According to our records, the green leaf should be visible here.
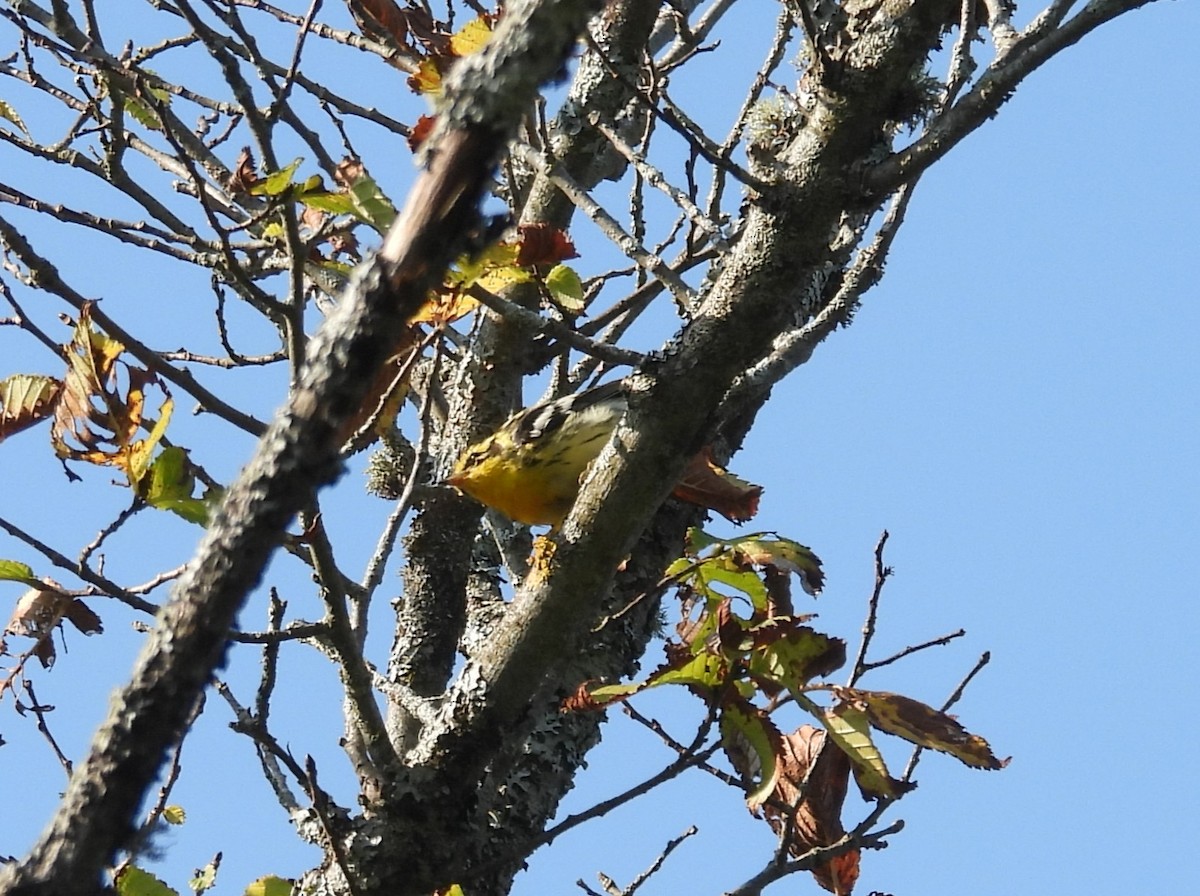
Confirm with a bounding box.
[348,175,397,232]
[250,157,303,196]
[162,804,186,825]
[719,700,780,810]
[0,98,30,136]
[663,557,694,579]
[733,533,825,596]
[244,875,293,896]
[652,652,728,689]
[697,562,768,611]
[189,858,219,894]
[116,866,179,896]
[0,559,38,584]
[683,529,824,597]
[818,699,902,799]
[152,497,212,525]
[747,623,846,693]
[143,445,194,504]
[585,681,642,703]
[123,96,162,130]
[188,858,219,894]
[586,651,729,706]
[297,191,358,216]
[685,526,722,553]
[544,264,584,314]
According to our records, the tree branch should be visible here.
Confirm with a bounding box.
[0,2,605,891]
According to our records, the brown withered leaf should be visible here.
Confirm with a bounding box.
[300,204,327,232]
[333,157,367,189]
[672,448,763,523]
[50,305,163,483]
[330,229,360,260]
[762,726,861,895]
[227,147,257,193]
[763,565,794,618]
[514,223,578,266]
[713,597,744,653]
[833,687,1010,770]
[5,585,103,668]
[562,680,606,713]
[0,374,61,442]
[63,598,102,635]
[349,0,448,57]
[335,327,422,454]
[407,114,437,152]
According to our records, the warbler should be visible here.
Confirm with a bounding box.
[448,380,762,527]
[448,380,628,526]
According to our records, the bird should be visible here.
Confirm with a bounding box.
[447,380,627,526]
[448,380,762,527]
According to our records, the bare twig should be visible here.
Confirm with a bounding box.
[899,651,992,782]
[860,629,969,675]
[20,681,73,776]
[849,530,891,684]
[0,514,158,615]
[624,826,698,896]
[214,679,304,813]
[302,757,362,896]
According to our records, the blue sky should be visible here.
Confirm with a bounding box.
[2,2,1198,895]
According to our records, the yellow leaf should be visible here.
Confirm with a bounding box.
[475,265,533,295]
[449,17,494,56]
[249,157,303,196]
[0,98,30,136]
[408,292,481,325]
[129,396,174,489]
[244,875,293,896]
[409,58,442,95]
[543,264,584,314]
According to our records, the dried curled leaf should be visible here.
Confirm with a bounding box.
[762,726,860,895]
[407,113,437,151]
[514,223,578,267]
[50,305,171,488]
[4,584,103,668]
[227,146,258,192]
[673,449,763,524]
